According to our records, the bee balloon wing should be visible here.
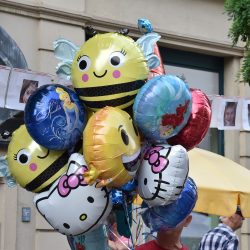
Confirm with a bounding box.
[53,39,79,62]
[55,61,72,80]
[53,39,80,80]
[0,155,16,187]
[136,32,160,70]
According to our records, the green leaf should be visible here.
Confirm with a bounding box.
[224,0,250,85]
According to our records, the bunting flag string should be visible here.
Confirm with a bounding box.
[1,65,250,131]
[208,95,250,130]
[0,65,71,111]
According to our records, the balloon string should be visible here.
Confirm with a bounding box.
[142,231,156,242]
[132,205,139,224]
[132,205,145,245]
[135,218,143,245]
[122,194,135,250]
[107,226,132,250]
[132,205,154,245]
[78,234,85,246]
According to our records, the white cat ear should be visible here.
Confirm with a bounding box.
[33,182,58,215]
[33,194,49,216]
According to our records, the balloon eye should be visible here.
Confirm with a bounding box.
[16,149,31,165]
[109,52,125,68]
[111,56,120,66]
[78,56,91,71]
[87,196,94,203]
[121,129,129,145]
[63,223,70,229]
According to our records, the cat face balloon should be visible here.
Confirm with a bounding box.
[137,144,189,207]
[33,153,112,236]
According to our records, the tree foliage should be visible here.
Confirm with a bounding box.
[224,0,250,84]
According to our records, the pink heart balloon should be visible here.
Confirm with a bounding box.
[167,88,211,151]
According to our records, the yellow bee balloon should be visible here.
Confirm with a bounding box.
[71,33,149,111]
[83,106,141,188]
[7,125,70,193]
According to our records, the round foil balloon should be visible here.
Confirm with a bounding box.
[71,33,149,111]
[83,106,141,188]
[7,125,69,193]
[138,144,189,207]
[133,75,192,142]
[34,153,112,236]
[141,177,197,232]
[167,88,211,151]
[25,84,87,150]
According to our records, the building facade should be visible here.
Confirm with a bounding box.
[0,0,249,249]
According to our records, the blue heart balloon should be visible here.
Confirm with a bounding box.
[111,180,137,206]
[25,84,87,150]
[141,177,198,232]
[133,75,192,142]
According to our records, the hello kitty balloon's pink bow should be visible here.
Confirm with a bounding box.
[144,146,169,173]
[57,166,88,197]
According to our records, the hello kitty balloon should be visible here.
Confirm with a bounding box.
[33,153,112,236]
[137,144,189,207]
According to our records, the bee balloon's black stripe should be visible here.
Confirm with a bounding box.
[75,80,145,97]
[38,183,56,192]
[25,151,69,192]
[83,94,136,109]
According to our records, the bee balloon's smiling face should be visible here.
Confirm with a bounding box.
[7,125,69,193]
[83,106,141,187]
[71,33,149,111]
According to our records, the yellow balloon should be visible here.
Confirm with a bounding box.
[7,125,69,193]
[83,106,141,188]
[71,33,149,111]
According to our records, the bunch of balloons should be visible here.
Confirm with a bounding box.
[5,18,211,249]
[7,85,113,236]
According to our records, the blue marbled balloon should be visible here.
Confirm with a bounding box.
[111,189,124,205]
[138,18,154,34]
[112,179,138,206]
[25,84,87,150]
[141,177,198,232]
[133,75,192,142]
[120,178,137,193]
